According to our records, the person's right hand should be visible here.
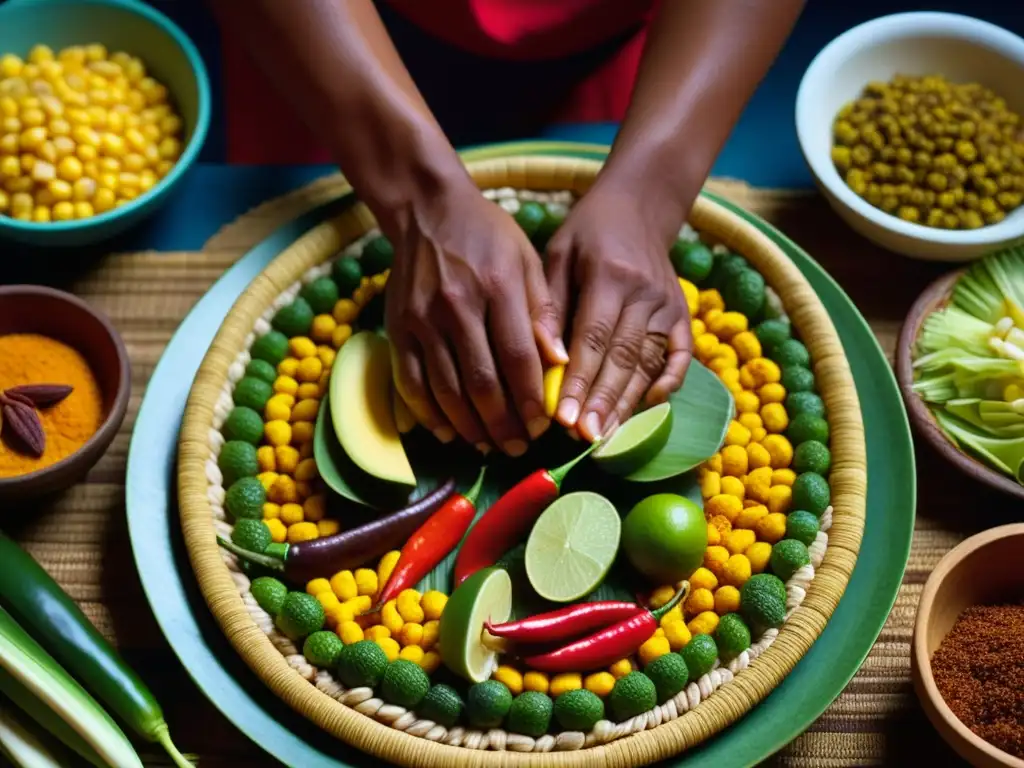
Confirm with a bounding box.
[383,183,567,457]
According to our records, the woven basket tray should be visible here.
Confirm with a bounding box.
[178,155,867,767]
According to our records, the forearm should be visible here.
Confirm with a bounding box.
[209,0,471,230]
[598,0,806,238]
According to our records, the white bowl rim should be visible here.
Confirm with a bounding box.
[795,11,1024,247]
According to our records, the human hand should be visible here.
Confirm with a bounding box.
[538,187,693,443]
[384,184,564,456]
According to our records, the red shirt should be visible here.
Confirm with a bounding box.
[223,1,656,164]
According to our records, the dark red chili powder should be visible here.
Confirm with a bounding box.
[931,603,1024,759]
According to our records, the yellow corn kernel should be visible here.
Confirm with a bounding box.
[762,434,794,468]
[315,591,340,614]
[688,567,719,592]
[699,470,721,499]
[381,600,405,634]
[264,394,292,422]
[330,570,358,601]
[316,519,340,537]
[398,621,424,647]
[719,367,742,395]
[0,55,22,78]
[396,590,424,623]
[288,336,316,359]
[724,420,751,448]
[309,314,336,344]
[294,458,318,485]
[287,522,318,543]
[734,391,760,415]
[745,442,771,471]
[705,493,742,523]
[687,611,720,637]
[353,568,378,597]
[52,201,74,221]
[693,332,719,361]
[257,472,278,492]
[72,201,93,220]
[517,671,548,694]
[583,671,616,697]
[704,545,730,578]
[720,444,749,477]
[337,621,364,645]
[296,382,320,401]
[331,323,353,349]
[31,206,51,223]
[659,605,683,630]
[707,311,748,341]
[363,625,390,642]
[265,518,287,543]
[375,636,400,663]
[273,375,299,397]
[277,357,300,377]
[291,398,320,424]
[316,345,336,369]
[412,650,438,675]
[299,442,315,459]
[306,577,332,597]
[420,590,448,622]
[767,484,793,515]
[493,666,524,695]
[297,356,323,383]
[549,673,582,698]
[279,503,304,526]
[275,445,300,474]
[396,645,424,665]
[771,468,797,487]
[291,421,314,444]
[758,382,786,404]
[92,186,115,212]
[261,502,281,521]
[698,289,725,314]
[666,619,695,651]
[264,419,292,448]
[747,357,782,386]
[719,475,745,501]
[761,403,789,433]
[724,528,757,556]
[332,298,359,324]
[684,588,715,617]
[606,660,633,681]
[755,512,787,544]
[377,551,401,591]
[745,541,773,574]
[324,602,354,629]
[722,554,752,587]
[734,503,769,530]
[714,585,742,615]
[0,191,8,213]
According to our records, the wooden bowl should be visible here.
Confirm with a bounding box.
[0,285,130,503]
[912,523,1024,768]
[895,270,1024,502]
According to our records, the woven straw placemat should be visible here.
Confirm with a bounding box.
[6,172,1006,767]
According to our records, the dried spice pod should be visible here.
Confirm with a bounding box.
[1,399,45,457]
[4,384,74,407]
[1,391,36,409]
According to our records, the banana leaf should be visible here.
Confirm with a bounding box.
[934,408,1024,483]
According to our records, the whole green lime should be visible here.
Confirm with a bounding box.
[225,477,266,520]
[466,680,513,728]
[245,359,278,385]
[753,318,791,353]
[622,494,707,584]
[708,253,748,290]
[250,331,289,366]
[680,634,717,679]
[669,240,714,282]
[506,691,553,738]
[740,573,787,631]
[231,519,271,553]
[361,236,395,275]
[791,472,830,516]
[272,298,314,338]
[793,439,831,475]
[553,689,605,732]
[250,576,288,616]
[336,641,388,687]
[514,201,547,238]
[780,365,816,394]
[644,651,689,703]
[714,613,752,660]
[417,684,464,728]
[300,276,340,315]
[607,672,657,722]
[332,256,363,296]
[380,659,430,709]
[223,407,264,444]
[219,441,259,486]
[788,415,830,448]
[786,391,826,419]
[532,205,565,249]
[723,268,766,319]
[233,376,273,412]
[773,339,810,368]
[275,592,325,640]
[303,630,344,668]
[770,539,811,582]
[785,510,820,546]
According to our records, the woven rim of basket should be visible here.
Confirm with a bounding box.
[178,155,867,768]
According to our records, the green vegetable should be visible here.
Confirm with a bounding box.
[361,236,395,275]
[225,477,266,520]
[607,671,657,722]
[218,441,260,486]
[514,201,547,238]
[250,577,288,616]
[670,240,714,282]
[0,702,79,768]
[553,689,604,732]
[792,472,831,516]
[0,535,190,766]
[272,298,315,338]
[303,631,344,668]
[244,359,278,384]
[249,331,289,366]
[466,680,513,728]
[772,339,810,368]
[231,519,272,553]
[780,365,816,394]
[643,652,689,703]
[274,592,325,641]
[753,318,791,353]
[332,256,363,296]
[232,376,273,412]
[723,268,766,320]
[793,439,832,475]
[714,613,752,660]
[336,641,388,688]
[680,634,717,679]
[769,539,811,581]
[300,277,340,315]
[380,660,430,709]
[0,605,143,768]
[222,407,264,444]
[785,510,820,547]
[505,691,553,737]
[788,414,830,447]
[740,574,787,631]
[708,253,748,291]
[416,684,463,728]
[531,204,566,250]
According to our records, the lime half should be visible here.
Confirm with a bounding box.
[525,491,621,603]
[437,568,511,683]
[593,402,672,476]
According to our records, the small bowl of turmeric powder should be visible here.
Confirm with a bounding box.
[796,12,1024,261]
[913,524,1024,768]
[0,285,130,502]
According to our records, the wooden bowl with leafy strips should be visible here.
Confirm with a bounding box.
[177,156,867,767]
[896,270,1024,503]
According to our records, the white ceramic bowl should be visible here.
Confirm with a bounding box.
[796,12,1024,262]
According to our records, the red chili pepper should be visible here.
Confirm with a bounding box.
[453,442,599,586]
[374,467,487,609]
[485,601,643,645]
[522,584,689,673]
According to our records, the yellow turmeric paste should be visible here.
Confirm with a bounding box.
[0,334,103,477]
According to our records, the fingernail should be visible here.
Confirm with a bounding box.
[557,397,580,426]
[583,412,602,441]
[503,439,528,457]
[433,426,456,444]
[553,338,569,364]
[603,416,620,439]
[475,442,492,455]
[527,416,550,440]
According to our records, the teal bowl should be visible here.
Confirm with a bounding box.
[0,0,210,247]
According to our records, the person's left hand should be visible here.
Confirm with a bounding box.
[536,187,693,443]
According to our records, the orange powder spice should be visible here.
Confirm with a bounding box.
[0,333,104,478]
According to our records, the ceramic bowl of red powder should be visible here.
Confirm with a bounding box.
[0,285,130,503]
[913,523,1024,768]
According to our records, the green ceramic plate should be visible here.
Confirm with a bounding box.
[126,141,914,768]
